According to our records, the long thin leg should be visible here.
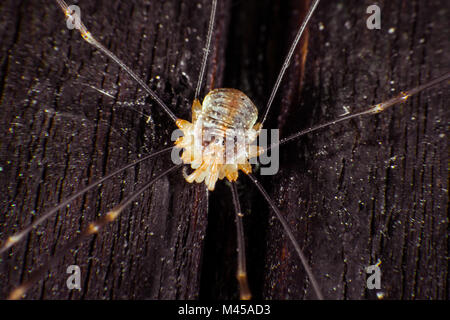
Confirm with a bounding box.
[247,173,324,300]
[8,164,183,300]
[229,183,251,300]
[259,0,320,126]
[263,71,450,152]
[194,0,217,101]
[55,0,178,122]
[0,147,173,254]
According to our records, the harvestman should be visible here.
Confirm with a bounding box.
[1,0,448,299]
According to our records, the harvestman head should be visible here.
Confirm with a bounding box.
[1,0,449,300]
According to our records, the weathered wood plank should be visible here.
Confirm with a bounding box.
[0,0,447,300]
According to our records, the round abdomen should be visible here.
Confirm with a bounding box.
[201,88,258,132]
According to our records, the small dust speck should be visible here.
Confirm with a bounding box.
[377,291,385,299]
[388,27,396,34]
[344,20,351,30]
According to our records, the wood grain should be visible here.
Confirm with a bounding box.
[0,0,447,300]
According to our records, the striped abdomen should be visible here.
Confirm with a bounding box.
[175,88,262,190]
[200,88,258,134]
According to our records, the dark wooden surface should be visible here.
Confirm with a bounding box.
[0,0,448,300]
[260,0,448,300]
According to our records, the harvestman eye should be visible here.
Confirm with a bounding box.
[0,0,448,300]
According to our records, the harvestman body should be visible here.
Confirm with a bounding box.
[0,0,448,299]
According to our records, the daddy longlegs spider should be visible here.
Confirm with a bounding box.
[0,0,448,299]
